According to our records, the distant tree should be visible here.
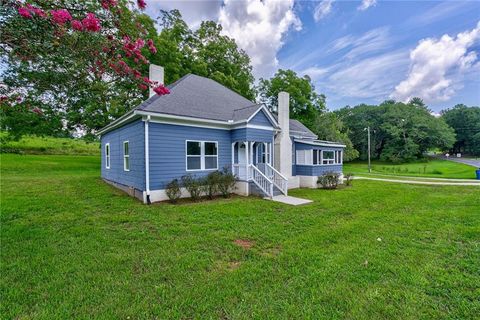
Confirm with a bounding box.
[442,104,480,156]
[257,69,326,130]
[313,112,359,161]
[336,99,456,162]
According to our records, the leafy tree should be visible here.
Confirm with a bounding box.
[1,0,167,138]
[257,69,326,130]
[153,10,255,100]
[313,112,359,161]
[442,104,480,156]
[336,99,456,163]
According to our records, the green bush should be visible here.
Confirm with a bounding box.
[181,174,203,201]
[344,173,354,186]
[165,179,182,203]
[203,171,221,199]
[317,172,340,189]
[217,167,236,198]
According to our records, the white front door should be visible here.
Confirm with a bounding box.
[238,143,247,180]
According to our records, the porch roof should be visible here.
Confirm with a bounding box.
[294,139,346,148]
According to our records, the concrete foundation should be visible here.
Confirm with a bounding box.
[299,176,318,188]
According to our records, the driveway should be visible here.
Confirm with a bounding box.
[433,155,480,168]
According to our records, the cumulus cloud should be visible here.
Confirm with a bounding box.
[218,0,301,77]
[358,0,377,11]
[392,22,480,103]
[313,0,334,22]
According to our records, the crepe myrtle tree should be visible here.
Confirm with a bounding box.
[0,0,168,138]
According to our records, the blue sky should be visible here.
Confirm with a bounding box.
[148,0,480,112]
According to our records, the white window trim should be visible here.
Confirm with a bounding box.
[296,149,343,166]
[105,143,110,169]
[123,141,130,172]
[185,140,218,171]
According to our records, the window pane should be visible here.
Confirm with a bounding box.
[205,156,217,169]
[323,151,334,159]
[124,142,129,155]
[205,142,217,156]
[187,141,201,155]
[124,156,130,170]
[313,150,318,165]
[187,156,201,170]
[105,144,109,156]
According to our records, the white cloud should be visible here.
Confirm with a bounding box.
[327,51,409,98]
[218,0,301,78]
[301,66,331,78]
[357,0,377,11]
[313,0,334,22]
[392,22,480,103]
[146,0,222,29]
[329,27,391,59]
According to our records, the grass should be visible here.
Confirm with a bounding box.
[343,158,477,179]
[0,134,99,155]
[1,154,479,319]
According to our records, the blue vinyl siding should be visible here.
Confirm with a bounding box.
[149,123,232,190]
[231,128,274,143]
[249,109,274,127]
[101,120,145,190]
[296,165,342,176]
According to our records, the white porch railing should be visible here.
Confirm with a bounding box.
[249,164,273,198]
[232,163,248,181]
[265,163,288,196]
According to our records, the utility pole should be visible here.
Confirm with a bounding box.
[364,126,371,173]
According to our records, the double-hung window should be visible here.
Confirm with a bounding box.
[105,143,110,169]
[186,141,218,171]
[335,150,343,164]
[123,141,130,171]
[322,150,335,165]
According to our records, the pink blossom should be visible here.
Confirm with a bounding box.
[135,39,145,49]
[51,9,72,25]
[101,0,117,9]
[18,7,32,19]
[82,13,101,32]
[71,20,83,31]
[32,107,43,115]
[137,0,147,10]
[153,85,170,95]
[32,7,47,17]
[138,84,148,91]
[147,39,157,54]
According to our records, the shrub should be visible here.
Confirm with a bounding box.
[165,179,182,203]
[203,171,221,199]
[344,173,354,186]
[317,172,340,189]
[217,167,236,198]
[181,174,203,201]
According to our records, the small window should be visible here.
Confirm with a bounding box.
[186,141,218,171]
[123,141,130,171]
[335,150,343,164]
[322,150,335,165]
[296,150,312,165]
[105,143,110,169]
[313,150,319,165]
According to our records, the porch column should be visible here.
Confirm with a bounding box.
[244,141,249,180]
[249,142,254,166]
[231,142,235,172]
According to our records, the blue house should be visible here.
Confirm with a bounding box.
[97,65,345,203]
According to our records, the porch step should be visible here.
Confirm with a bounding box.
[248,182,283,197]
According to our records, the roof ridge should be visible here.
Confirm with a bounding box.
[233,104,262,112]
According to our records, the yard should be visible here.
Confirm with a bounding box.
[343,158,477,179]
[1,154,479,319]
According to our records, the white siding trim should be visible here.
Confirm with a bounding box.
[123,141,130,171]
[185,140,219,172]
[105,143,110,169]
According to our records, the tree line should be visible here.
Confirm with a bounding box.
[1,3,479,161]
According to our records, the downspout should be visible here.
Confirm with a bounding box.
[145,115,151,204]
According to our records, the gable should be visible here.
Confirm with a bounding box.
[248,108,276,128]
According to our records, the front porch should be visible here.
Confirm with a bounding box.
[231,141,288,198]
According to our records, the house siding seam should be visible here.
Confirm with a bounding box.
[231,128,274,143]
[148,122,232,190]
[101,120,146,191]
[248,109,273,127]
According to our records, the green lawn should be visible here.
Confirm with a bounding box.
[1,134,100,155]
[1,154,479,319]
[343,158,477,179]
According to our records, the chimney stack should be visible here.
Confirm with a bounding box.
[274,91,292,178]
[149,64,164,98]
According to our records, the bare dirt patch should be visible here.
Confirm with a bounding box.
[234,239,254,249]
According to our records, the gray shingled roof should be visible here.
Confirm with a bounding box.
[289,119,317,138]
[135,74,257,122]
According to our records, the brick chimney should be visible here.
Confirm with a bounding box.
[274,91,292,178]
[149,64,164,98]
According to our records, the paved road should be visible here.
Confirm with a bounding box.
[433,155,480,168]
